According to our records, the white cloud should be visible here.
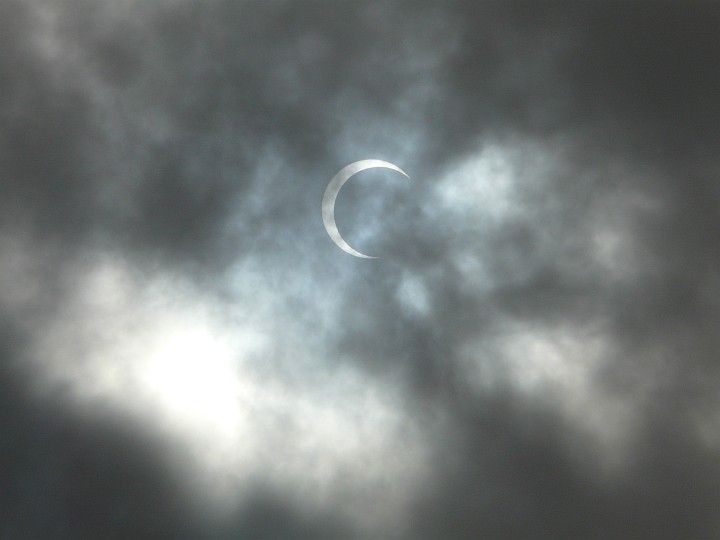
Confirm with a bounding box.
[19,250,429,533]
[459,318,640,476]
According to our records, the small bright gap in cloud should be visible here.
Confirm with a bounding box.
[396,271,431,317]
[435,142,525,223]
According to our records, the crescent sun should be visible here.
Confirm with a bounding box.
[322,159,410,259]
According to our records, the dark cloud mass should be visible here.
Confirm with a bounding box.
[2,1,720,538]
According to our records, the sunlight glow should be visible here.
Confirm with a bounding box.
[141,325,242,437]
[26,254,429,532]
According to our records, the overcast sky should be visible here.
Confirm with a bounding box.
[2,1,720,538]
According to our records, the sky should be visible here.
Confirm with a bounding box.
[2,1,720,538]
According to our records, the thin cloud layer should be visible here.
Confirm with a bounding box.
[2,1,720,538]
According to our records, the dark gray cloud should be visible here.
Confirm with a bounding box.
[2,1,720,538]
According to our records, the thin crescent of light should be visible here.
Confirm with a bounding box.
[322,159,410,259]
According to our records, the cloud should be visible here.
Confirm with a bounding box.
[2,1,720,538]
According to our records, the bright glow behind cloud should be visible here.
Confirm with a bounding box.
[21,251,429,532]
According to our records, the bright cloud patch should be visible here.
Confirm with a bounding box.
[21,252,429,533]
